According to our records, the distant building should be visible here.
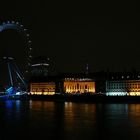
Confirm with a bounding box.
[29,76,56,95]
[31,56,50,77]
[94,71,107,94]
[59,73,96,94]
[28,70,140,96]
[106,72,140,96]
[63,78,95,94]
[30,82,55,95]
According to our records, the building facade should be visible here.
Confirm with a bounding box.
[63,78,95,94]
[106,72,140,96]
[31,56,50,77]
[30,82,56,95]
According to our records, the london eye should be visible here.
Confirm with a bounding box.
[0,21,32,93]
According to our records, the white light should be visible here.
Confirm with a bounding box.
[106,92,127,96]
[31,63,49,67]
[16,92,21,95]
[3,57,14,60]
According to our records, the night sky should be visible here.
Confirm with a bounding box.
[0,1,139,75]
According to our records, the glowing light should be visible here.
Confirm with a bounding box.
[31,63,49,67]
[65,78,93,81]
[129,92,140,96]
[106,92,127,96]
[64,81,95,94]
[16,92,21,95]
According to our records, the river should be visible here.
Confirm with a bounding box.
[0,100,140,140]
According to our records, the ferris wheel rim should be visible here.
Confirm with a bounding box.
[0,20,33,73]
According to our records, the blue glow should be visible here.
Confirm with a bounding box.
[6,100,13,109]
[6,87,16,95]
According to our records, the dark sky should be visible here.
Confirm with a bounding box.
[0,1,139,75]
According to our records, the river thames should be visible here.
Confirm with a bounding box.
[1,100,140,140]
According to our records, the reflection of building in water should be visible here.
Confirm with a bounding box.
[31,56,50,77]
[29,77,56,95]
[63,77,95,94]
[106,72,140,96]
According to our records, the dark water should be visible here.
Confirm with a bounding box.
[0,100,140,140]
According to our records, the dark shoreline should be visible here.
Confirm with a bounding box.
[28,94,140,103]
[2,94,140,103]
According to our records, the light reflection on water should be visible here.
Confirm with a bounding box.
[1,100,140,139]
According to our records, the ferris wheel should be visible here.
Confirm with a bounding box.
[0,21,33,92]
[0,21,32,74]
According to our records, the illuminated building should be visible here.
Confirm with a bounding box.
[63,77,95,94]
[29,76,56,95]
[30,82,55,95]
[106,72,140,96]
